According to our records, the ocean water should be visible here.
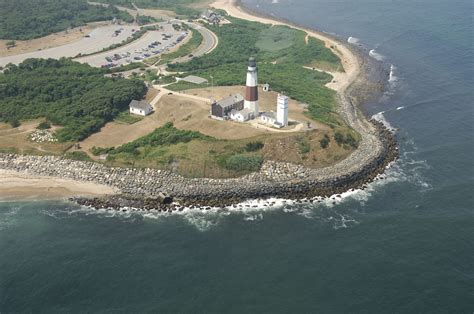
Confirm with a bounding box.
[1,0,473,312]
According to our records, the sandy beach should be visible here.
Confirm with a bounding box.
[211,0,360,93]
[0,169,117,201]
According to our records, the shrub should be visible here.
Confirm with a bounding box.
[245,141,264,152]
[91,146,115,156]
[9,119,20,128]
[334,131,358,148]
[319,134,330,149]
[224,154,263,172]
[334,132,345,145]
[64,151,92,161]
[37,121,51,130]
[298,140,311,154]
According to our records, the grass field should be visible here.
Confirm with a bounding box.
[114,111,144,124]
[255,26,301,52]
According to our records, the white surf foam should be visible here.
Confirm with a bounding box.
[347,36,360,44]
[388,64,398,82]
[369,49,385,61]
[371,111,396,132]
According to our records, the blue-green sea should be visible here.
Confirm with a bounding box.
[1,0,473,312]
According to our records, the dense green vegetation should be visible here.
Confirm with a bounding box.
[168,17,343,125]
[319,134,331,149]
[221,154,263,172]
[136,14,160,25]
[97,0,205,17]
[0,0,133,40]
[0,59,147,141]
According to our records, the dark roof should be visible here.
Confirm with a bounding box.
[215,94,244,109]
[129,100,152,111]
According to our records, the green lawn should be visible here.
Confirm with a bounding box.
[256,26,300,52]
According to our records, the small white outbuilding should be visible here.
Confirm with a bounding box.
[230,108,254,122]
[129,100,153,116]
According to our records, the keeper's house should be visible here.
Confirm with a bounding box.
[129,100,153,116]
[211,94,244,120]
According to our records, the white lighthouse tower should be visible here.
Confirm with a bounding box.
[244,57,259,116]
[276,93,289,127]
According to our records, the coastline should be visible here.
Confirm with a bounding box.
[0,0,398,207]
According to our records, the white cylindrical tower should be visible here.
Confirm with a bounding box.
[277,93,289,127]
[244,57,259,116]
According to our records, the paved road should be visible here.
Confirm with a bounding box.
[0,25,135,67]
[153,21,217,74]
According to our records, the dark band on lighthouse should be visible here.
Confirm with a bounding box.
[245,86,258,101]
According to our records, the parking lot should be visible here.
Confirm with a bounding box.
[76,23,188,68]
[0,25,136,67]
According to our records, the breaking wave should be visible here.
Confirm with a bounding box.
[371,111,396,132]
[388,64,398,83]
[347,36,360,44]
[369,49,385,61]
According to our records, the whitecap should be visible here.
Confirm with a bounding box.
[388,64,398,83]
[369,49,385,61]
[371,111,396,132]
[347,36,360,44]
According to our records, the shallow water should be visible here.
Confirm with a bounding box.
[1,0,473,312]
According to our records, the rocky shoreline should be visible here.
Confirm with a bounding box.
[0,4,399,210]
[0,118,398,210]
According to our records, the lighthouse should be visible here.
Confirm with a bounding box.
[244,57,259,116]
